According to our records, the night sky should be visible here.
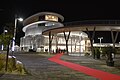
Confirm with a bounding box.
[0,1,120,45]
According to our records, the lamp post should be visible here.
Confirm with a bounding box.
[11,16,23,55]
[98,37,103,52]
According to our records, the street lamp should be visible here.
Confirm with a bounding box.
[12,17,23,54]
[98,37,103,52]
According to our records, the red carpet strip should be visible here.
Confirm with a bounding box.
[48,53,120,80]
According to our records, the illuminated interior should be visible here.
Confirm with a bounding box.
[20,12,92,54]
[45,15,58,21]
[20,31,91,53]
[44,31,91,53]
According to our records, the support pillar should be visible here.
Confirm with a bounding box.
[49,31,54,53]
[111,30,119,58]
[111,30,119,49]
[71,37,72,53]
[86,27,96,59]
[63,31,71,54]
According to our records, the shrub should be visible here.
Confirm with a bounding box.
[16,60,24,73]
[0,60,4,70]
[0,54,6,71]
[8,56,16,72]
[0,54,26,74]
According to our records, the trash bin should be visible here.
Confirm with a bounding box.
[106,61,114,66]
[106,59,114,67]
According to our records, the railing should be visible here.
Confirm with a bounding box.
[64,20,120,26]
[93,43,120,47]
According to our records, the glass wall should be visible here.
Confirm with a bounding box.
[43,31,91,53]
[21,31,91,53]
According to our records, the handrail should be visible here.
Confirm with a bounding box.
[64,20,120,26]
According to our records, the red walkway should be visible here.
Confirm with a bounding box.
[48,53,120,80]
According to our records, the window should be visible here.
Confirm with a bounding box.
[38,23,45,26]
[39,15,45,21]
[45,15,58,21]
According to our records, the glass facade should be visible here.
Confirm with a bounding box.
[20,12,91,54]
[20,31,91,53]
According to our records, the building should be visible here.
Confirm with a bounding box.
[20,12,120,55]
[20,12,91,54]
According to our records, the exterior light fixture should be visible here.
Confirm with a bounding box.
[12,17,23,54]
[98,37,103,52]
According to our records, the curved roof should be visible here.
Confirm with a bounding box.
[57,31,88,37]
[22,21,64,32]
[23,12,64,26]
[42,20,120,35]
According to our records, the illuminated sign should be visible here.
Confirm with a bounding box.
[45,15,58,21]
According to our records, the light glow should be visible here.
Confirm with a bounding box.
[45,15,58,21]
[18,18,23,21]
[4,30,8,33]
[12,41,15,51]
[1,44,3,50]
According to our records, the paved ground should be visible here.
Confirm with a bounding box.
[0,52,120,80]
[61,54,120,75]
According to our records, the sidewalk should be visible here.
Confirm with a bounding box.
[49,53,120,80]
[61,54,120,75]
[0,52,120,80]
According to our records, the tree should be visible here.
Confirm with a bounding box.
[0,33,13,50]
[0,23,14,50]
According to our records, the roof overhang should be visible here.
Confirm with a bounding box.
[42,24,120,35]
[22,21,64,32]
[23,12,64,26]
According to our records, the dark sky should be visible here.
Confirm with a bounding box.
[0,1,120,45]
